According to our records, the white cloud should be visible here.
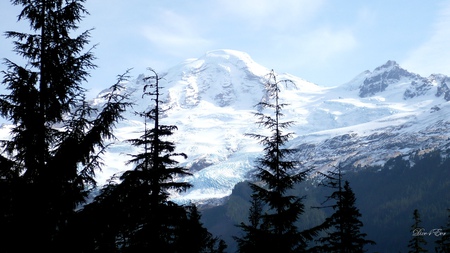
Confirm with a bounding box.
[272,27,357,67]
[217,0,325,30]
[303,28,357,62]
[403,1,450,76]
[140,10,212,57]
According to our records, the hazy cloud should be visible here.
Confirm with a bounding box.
[403,1,450,76]
[272,27,357,67]
[141,10,212,57]
[303,28,357,62]
[216,0,325,30]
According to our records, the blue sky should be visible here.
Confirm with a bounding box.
[2,0,450,98]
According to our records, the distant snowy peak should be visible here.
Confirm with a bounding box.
[359,60,419,98]
[162,50,264,109]
[373,60,402,73]
[199,49,269,76]
[98,49,320,115]
[159,49,318,110]
[356,60,450,101]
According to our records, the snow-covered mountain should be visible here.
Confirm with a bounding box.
[291,60,450,174]
[10,49,450,205]
[88,49,450,204]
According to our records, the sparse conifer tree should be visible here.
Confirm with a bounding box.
[119,68,193,251]
[235,70,318,252]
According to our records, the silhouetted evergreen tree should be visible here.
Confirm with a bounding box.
[179,205,228,253]
[77,69,225,252]
[234,193,268,252]
[313,167,375,252]
[434,209,450,253]
[235,70,318,252]
[0,1,130,252]
[118,68,193,251]
[408,209,428,253]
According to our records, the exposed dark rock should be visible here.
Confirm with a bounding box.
[359,60,419,97]
[403,79,433,99]
[436,79,450,101]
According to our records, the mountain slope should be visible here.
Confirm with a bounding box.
[290,60,450,174]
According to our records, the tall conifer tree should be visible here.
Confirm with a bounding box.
[119,68,193,251]
[236,70,316,252]
[0,1,130,252]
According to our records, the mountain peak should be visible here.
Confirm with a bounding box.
[197,49,269,77]
[159,49,271,109]
[203,49,252,60]
[375,60,399,71]
[358,60,418,98]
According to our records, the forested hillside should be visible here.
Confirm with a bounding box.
[202,149,450,252]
